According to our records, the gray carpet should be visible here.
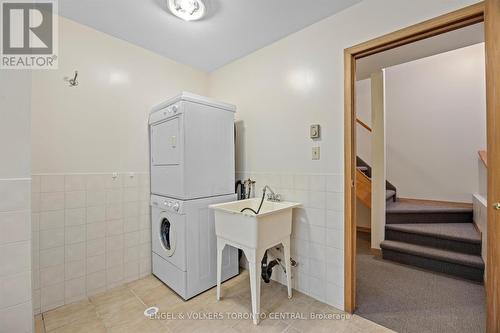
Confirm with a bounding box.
[356,232,486,333]
[385,223,481,243]
[386,200,472,214]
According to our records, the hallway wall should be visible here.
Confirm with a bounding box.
[356,43,486,203]
[0,71,33,332]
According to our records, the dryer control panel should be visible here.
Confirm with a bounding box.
[151,195,183,214]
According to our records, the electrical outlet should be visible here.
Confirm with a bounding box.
[312,147,320,160]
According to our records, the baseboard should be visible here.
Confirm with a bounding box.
[370,248,382,257]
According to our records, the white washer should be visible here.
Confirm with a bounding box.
[151,194,239,300]
[149,92,236,200]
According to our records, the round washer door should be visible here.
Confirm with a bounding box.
[159,213,176,257]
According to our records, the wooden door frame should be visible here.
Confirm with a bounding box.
[344,1,499,331]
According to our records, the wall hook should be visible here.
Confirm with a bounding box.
[65,70,78,87]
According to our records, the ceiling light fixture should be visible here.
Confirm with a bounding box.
[167,0,206,21]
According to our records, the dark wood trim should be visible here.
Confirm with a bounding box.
[357,226,371,234]
[485,0,500,331]
[344,49,357,313]
[347,3,484,59]
[370,248,382,257]
[479,150,487,167]
[356,118,372,132]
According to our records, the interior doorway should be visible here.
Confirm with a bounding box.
[343,2,500,332]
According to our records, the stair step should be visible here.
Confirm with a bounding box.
[385,223,481,255]
[381,240,484,282]
[386,223,481,243]
[386,200,473,224]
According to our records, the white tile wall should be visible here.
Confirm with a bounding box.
[31,173,151,314]
[0,178,33,333]
[236,172,345,310]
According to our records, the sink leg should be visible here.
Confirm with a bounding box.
[282,238,293,299]
[248,250,262,325]
[216,239,225,301]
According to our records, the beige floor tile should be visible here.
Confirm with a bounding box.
[35,314,46,333]
[163,316,238,333]
[232,318,290,333]
[43,299,98,332]
[33,270,391,333]
[160,300,240,333]
[190,286,224,307]
[97,297,146,329]
[90,286,138,313]
[135,283,184,310]
[107,316,170,333]
[48,318,107,333]
[264,297,312,323]
[222,281,252,299]
[127,274,163,295]
[283,326,302,333]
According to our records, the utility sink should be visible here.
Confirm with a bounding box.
[210,198,300,249]
[210,198,301,325]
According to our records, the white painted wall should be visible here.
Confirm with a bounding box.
[209,0,480,309]
[386,43,486,203]
[31,16,209,175]
[370,71,387,250]
[356,79,372,165]
[0,71,33,332]
[357,43,486,203]
[0,72,32,179]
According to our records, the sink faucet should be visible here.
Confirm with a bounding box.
[263,185,281,202]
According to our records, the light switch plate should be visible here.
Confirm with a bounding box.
[312,147,320,160]
[310,124,321,139]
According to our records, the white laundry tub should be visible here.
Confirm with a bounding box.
[210,198,300,325]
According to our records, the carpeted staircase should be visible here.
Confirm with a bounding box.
[356,158,485,283]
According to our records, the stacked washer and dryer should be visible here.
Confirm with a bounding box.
[149,92,239,300]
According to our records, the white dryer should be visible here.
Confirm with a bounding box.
[151,194,239,300]
[149,92,236,200]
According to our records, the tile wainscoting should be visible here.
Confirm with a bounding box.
[31,173,151,314]
[30,171,345,314]
[0,178,33,333]
[236,172,345,310]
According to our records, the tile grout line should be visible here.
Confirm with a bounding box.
[128,286,148,308]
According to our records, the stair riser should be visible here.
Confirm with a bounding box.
[386,196,396,204]
[386,212,473,224]
[382,249,484,283]
[385,230,481,256]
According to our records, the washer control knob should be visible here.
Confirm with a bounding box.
[172,202,180,212]
[163,201,168,206]
[172,105,178,113]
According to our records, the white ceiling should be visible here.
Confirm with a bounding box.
[59,0,363,72]
[356,23,485,80]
